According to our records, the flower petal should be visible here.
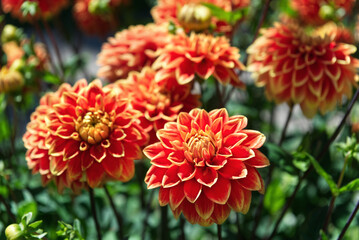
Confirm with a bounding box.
[162,166,181,188]
[169,183,185,210]
[86,162,105,188]
[184,178,202,203]
[159,187,170,206]
[195,167,218,187]
[219,159,247,179]
[195,194,214,220]
[237,166,264,192]
[90,145,107,163]
[203,177,231,205]
[145,166,167,189]
[244,150,270,168]
[210,204,231,225]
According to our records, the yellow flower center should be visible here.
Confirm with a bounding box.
[76,109,113,145]
[186,129,216,163]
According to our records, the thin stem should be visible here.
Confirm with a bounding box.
[43,21,65,79]
[217,224,222,240]
[214,80,225,108]
[337,200,359,240]
[251,105,293,239]
[266,87,359,240]
[33,21,58,75]
[179,215,186,240]
[89,188,102,240]
[236,213,243,240]
[0,194,16,222]
[141,190,155,240]
[160,206,169,240]
[243,0,273,66]
[103,185,124,240]
[321,154,350,235]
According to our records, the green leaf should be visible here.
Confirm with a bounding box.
[264,179,286,215]
[18,202,37,222]
[43,72,62,85]
[320,229,329,240]
[339,179,359,193]
[306,153,339,196]
[21,1,39,17]
[21,212,33,226]
[261,143,295,174]
[292,151,310,172]
[28,220,43,229]
[202,3,247,25]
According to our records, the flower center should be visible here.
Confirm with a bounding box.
[76,109,113,144]
[186,129,216,162]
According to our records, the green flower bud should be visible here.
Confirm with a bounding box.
[5,224,24,240]
[1,25,18,44]
[178,4,212,32]
[88,0,110,15]
[319,4,335,20]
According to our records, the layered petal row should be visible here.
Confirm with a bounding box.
[144,108,269,226]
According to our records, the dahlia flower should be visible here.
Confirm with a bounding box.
[144,108,269,226]
[97,23,171,82]
[291,0,356,25]
[23,83,84,192]
[114,67,200,144]
[1,0,68,21]
[73,0,118,37]
[24,79,148,190]
[247,21,359,118]
[153,32,245,88]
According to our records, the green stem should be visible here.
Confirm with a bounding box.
[103,185,124,240]
[338,200,359,240]
[217,224,222,240]
[89,188,102,240]
[321,154,350,235]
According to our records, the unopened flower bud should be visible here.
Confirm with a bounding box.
[10,59,25,72]
[0,67,24,93]
[88,0,110,15]
[1,25,18,43]
[5,224,23,240]
[319,4,335,20]
[178,4,212,31]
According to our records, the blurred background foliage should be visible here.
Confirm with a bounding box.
[0,0,359,239]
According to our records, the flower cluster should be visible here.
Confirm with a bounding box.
[247,20,359,118]
[153,32,245,88]
[23,80,148,190]
[97,23,172,82]
[144,108,269,225]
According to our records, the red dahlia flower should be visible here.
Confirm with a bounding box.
[1,0,68,21]
[316,22,355,44]
[24,79,148,190]
[97,23,171,82]
[247,21,359,118]
[144,108,269,226]
[23,83,84,192]
[153,32,245,88]
[291,0,356,25]
[73,0,118,37]
[113,67,200,144]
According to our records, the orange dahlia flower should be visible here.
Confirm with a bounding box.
[97,23,171,82]
[1,0,68,21]
[144,108,269,226]
[247,21,359,118]
[24,79,148,190]
[291,0,356,25]
[23,83,84,192]
[114,67,200,144]
[153,32,245,88]
[73,0,118,37]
